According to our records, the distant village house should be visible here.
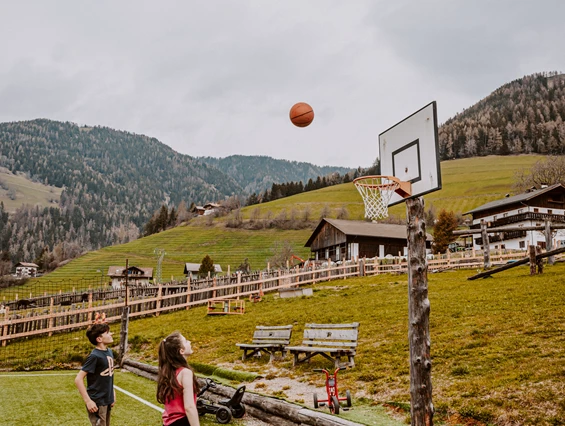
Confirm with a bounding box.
[191,203,221,216]
[184,262,222,278]
[464,184,565,251]
[107,266,154,289]
[15,262,39,278]
[305,218,432,261]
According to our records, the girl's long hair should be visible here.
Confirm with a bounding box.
[156,332,199,404]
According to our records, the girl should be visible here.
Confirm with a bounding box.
[157,332,200,426]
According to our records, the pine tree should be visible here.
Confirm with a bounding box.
[433,210,459,254]
[198,255,215,277]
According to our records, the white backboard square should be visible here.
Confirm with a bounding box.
[379,101,441,206]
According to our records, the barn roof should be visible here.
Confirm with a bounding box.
[464,184,565,215]
[305,218,432,247]
[15,262,39,268]
[184,263,223,274]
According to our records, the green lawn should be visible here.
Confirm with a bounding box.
[3,261,563,425]
[0,370,253,426]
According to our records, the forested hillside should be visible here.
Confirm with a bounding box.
[0,120,242,267]
[0,120,352,268]
[439,72,565,159]
[198,155,351,194]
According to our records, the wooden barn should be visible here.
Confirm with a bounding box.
[305,218,432,261]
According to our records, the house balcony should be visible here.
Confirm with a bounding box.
[475,230,527,246]
[470,212,565,229]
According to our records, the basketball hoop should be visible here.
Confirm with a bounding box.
[353,175,411,220]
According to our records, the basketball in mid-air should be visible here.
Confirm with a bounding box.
[289,102,314,127]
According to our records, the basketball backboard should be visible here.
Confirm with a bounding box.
[379,101,441,206]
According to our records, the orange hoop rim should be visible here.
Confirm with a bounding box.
[353,175,401,188]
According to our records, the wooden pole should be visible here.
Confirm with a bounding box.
[536,246,543,274]
[406,197,433,425]
[1,306,9,346]
[118,306,130,367]
[529,245,536,275]
[545,221,554,265]
[481,219,491,269]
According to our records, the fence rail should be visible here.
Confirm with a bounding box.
[2,250,560,346]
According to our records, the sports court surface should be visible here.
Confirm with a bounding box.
[0,370,249,426]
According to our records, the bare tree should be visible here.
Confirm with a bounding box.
[319,204,331,220]
[336,205,349,220]
[514,156,565,192]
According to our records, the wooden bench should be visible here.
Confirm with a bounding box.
[235,325,293,362]
[285,323,360,368]
[207,299,245,315]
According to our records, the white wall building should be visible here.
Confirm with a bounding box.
[464,184,565,251]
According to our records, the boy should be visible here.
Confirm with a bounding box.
[75,323,116,426]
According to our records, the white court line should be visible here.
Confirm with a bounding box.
[114,385,164,413]
[0,373,76,377]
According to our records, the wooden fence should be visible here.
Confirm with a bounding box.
[2,250,560,346]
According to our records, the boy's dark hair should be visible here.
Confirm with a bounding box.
[86,323,110,345]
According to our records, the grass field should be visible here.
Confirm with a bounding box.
[0,370,254,426]
[3,261,564,425]
[0,167,62,213]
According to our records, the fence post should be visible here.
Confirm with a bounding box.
[545,221,554,265]
[358,259,365,277]
[156,284,162,316]
[481,219,491,269]
[212,277,217,300]
[536,245,543,274]
[48,298,55,337]
[118,306,130,367]
[88,293,93,323]
[529,245,537,275]
[186,277,191,310]
[1,306,9,346]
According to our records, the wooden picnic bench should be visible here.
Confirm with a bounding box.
[207,299,245,315]
[235,325,293,362]
[285,323,360,368]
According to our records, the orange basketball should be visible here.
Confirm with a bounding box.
[289,102,314,127]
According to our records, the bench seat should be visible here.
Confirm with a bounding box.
[236,325,293,362]
[285,322,359,368]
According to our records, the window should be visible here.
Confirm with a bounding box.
[518,209,523,214]
[503,213,508,218]
[519,241,525,249]
[493,215,497,220]
[534,208,539,213]
[548,209,553,215]
[501,244,506,249]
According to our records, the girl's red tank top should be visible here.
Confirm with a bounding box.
[162,367,196,426]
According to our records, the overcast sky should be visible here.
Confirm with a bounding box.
[1,1,564,168]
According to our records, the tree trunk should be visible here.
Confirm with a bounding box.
[406,197,433,426]
[481,219,491,269]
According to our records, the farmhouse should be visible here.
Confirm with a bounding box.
[184,262,223,278]
[191,202,220,216]
[305,218,432,261]
[15,262,39,278]
[464,184,565,251]
[107,265,154,289]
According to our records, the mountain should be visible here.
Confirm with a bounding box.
[439,71,565,159]
[198,155,352,194]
